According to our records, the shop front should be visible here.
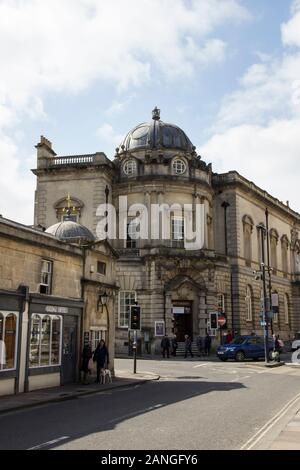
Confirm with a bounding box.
[0,288,83,396]
[27,295,83,391]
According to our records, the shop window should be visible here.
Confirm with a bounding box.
[29,314,62,367]
[118,291,136,328]
[0,312,18,371]
[39,260,53,294]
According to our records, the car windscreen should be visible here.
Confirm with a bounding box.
[231,337,246,345]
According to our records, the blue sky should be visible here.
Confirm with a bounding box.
[1,0,300,223]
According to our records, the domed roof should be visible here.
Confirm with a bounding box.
[118,107,195,154]
[46,220,95,244]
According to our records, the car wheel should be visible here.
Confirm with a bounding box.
[235,351,245,362]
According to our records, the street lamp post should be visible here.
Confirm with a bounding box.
[257,224,270,363]
[265,208,274,335]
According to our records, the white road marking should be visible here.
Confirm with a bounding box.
[28,436,69,450]
[240,391,300,450]
[230,375,251,383]
[108,404,163,424]
[193,364,207,368]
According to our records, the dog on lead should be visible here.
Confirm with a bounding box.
[100,368,112,384]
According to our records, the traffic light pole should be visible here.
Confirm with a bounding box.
[259,225,269,364]
[133,329,137,374]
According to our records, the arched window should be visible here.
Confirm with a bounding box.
[243,216,253,266]
[0,312,18,371]
[284,294,289,325]
[270,229,279,274]
[245,286,253,322]
[281,235,289,276]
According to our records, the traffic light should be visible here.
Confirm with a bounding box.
[210,312,218,329]
[130,305,141,330]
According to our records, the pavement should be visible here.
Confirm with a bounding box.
[0,369,160,415]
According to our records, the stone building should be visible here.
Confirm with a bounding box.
[0,215,117,396]
[31,108,300,355]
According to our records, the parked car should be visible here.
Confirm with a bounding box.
[291,332,300,352]
[216,335,274,362]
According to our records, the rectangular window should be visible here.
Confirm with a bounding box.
[29,314,62,367]
[0,311,18,371]
[97,261,106,275]
[90,329,107,353]
[126,220,137,248]
[39,259,53,294]
[171,216,184,247]
[118,291,136,328]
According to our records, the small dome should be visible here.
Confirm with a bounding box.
[46,220,95,244]
[119,107,194,154]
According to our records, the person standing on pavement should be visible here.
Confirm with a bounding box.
[161,335,170,358]
[93,339,109,383]
[196,335,204,357]
[272,334,281,362]
[80,343,93,384]
[204,333,212,356]
[226,330,233,344]
[171,335,178,357]
[184,334,194,358]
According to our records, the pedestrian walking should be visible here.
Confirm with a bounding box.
[93,339,109,383]
[161,335,170,358]
[80,343,92,384]
[196,335,204,357]
[272,334,281,362]
[204,333,212,356]
[184,334,194,358]
[171,335,178,357]
[226,330,233,344]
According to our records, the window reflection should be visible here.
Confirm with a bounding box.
[0,312,18,371]
[29,314,62,367]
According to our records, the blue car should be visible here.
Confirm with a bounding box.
[216,335,273,362]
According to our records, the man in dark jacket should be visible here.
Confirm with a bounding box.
[93,339,109,383]
[161,335,170,358]
[80,343,92,384]
[204,333,212,356]
[184,334,193,358]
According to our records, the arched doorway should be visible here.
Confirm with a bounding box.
[165,274,207,342]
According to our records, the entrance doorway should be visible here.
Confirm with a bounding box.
[62,315,78,385]
[172,302,193,342]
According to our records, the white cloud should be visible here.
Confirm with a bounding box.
[0,0,250,223]
[96,123,124,147]
[200,2,300,212]
[0,134,35,223]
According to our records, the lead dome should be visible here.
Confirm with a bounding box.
[118,107,195,154]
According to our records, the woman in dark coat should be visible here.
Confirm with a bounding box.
[93,339,109,383]
[80,343,92,384]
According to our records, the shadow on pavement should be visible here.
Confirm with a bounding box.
[0,379,246,450]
